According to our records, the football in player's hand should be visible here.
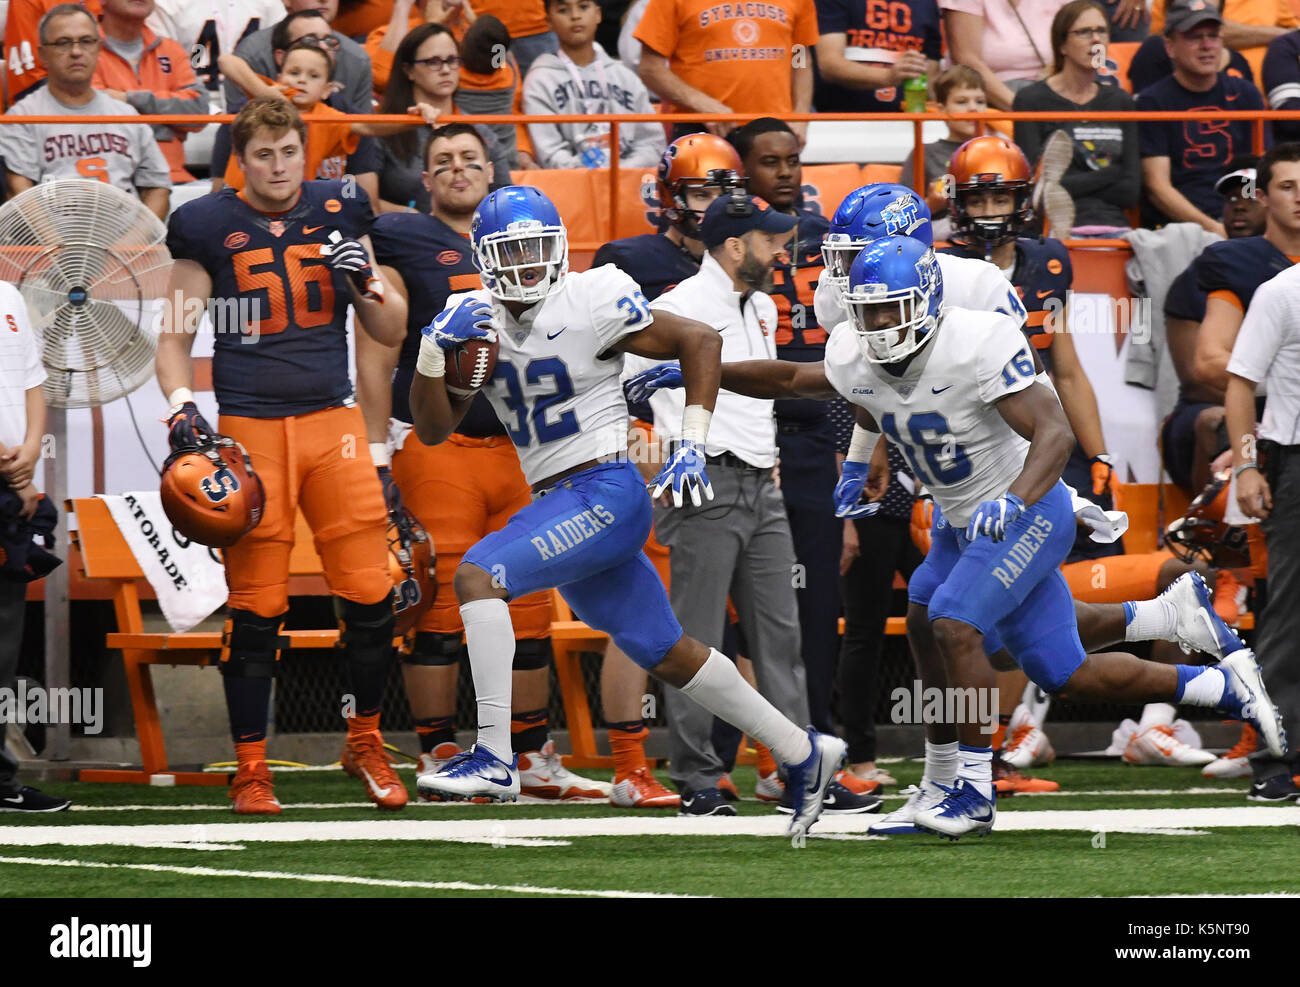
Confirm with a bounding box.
[444,336,498,397]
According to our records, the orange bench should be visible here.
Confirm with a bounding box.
[67,498,601,782]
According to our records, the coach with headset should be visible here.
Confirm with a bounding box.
[626,192,875,817]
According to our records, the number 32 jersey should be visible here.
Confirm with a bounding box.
[166,179,374,418]
[444,264,649,486]
[824,307,1037,528]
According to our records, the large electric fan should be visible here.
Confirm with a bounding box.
[0,179,170,407]
[0,179,172,761]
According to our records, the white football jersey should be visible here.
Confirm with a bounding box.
[824,306,1037,528]
[814,252,1027,331]
[446,265,646,486]
[148,0,285,107]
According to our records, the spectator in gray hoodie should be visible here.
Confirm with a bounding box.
[522,0,664,169]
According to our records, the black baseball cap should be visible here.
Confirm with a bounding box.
[1164,0,1223,36]
[700,192,798,249]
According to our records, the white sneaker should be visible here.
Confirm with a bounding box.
[1033,129,1076,236]
[1203,724,1256,778]
[867,780,944,835]
[1162,572,1243,659]
[913,779,996,840]
[755,769,785,802]
[846,766,897,786]
[1122,724,1215,766]
[1002,707,1055,768]
[517,740,611,800]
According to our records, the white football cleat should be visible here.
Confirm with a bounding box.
[1215,649,1288,759]
[913,779,996,840]
[1203,724,1256,778]
[1122,724,1215,766]
[416,743,519,803]
[867,780,945,835]
[1002,707,1055,769]
[517,740,611,800]
[783,729,846,840]
[1162,572,1243,659]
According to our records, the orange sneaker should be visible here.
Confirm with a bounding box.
[834,770,881,795]
[609,767,681,808]
[229,761,281,815]
[342,730,409,810]
[717,773,740,801]
[993,756,1060,795]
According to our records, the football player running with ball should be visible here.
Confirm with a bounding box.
[410,184,843,839]
[156,97,410,814]
[633,234,1287,840]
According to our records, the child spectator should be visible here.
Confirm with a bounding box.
[1014,0,1140,232]
[899,64,988,239]
[523,0,664,169]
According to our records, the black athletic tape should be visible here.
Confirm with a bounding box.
[336,597,396,653]
[403,631,464,666]
[512,637,553,671]
[220,610,287,678]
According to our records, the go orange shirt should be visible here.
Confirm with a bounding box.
[1151,0,1296,84]
[224,95,359,190]
[634,0,819,115]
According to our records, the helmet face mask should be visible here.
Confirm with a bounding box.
[947,135,1035,253]
[160,435,265,549]
[658,135,746,238]
[1165,472,1252,569]
[387,506,435,636]
[844,237,942,365]
[471,187,570,304]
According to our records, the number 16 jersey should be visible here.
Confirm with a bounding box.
[824,306,1038,528]
[443,264,649,486]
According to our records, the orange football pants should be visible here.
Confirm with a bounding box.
[1061,550,1176,604]
[391,432,551,638]
[219,405,391,617]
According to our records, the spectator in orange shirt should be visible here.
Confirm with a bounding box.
[92,0,205,184]
[5,0,102,106]
[1150,0,1296,83]
[472,0,556,74]
[634,0,819,144]
[219,35,434,197]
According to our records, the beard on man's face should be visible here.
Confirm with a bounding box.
[737,248,772,292]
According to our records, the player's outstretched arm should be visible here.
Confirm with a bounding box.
[155,259,212,402]
[995,380,1075,508]
[614,309,723,414]
[720,359,838,400]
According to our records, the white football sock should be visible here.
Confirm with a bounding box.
[926,740,959,787]
[679,648,812,765]
[460,598,515,760]
[958,745,994,802]
[1179,667,1228,707]
[1124,597,1177,643]
[1137,702,1176,732]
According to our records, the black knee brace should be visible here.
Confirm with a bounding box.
[336,597,396,667]
[513,637,553,671]
[403,631,464,666]
[220,609,287,678]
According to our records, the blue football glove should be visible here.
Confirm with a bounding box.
[377,465,404,515]
[834,460,880,518]
[625,363,683,404]
[166,401,214,453]
[650,439,714,508]
[423,296,496,350]
[966,492,1025,542]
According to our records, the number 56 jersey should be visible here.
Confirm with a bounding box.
[824,306,1040,528]
[444,264,651,486]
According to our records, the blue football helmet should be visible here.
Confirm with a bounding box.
[843,235,942,364]
[821,184,932,296]
[471,185,569,303]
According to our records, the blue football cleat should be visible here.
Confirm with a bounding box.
[416,743,520,803]
[1163,571,1243,659]
[868,781,945,835]
[913,779,996,840]
[783,729,847,839]
[1214,649,1288,759]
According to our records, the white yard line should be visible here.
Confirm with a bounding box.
[0,856,696,898]
[4,805,1296,849]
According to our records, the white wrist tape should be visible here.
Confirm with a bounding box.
[847,423,877,462]
[166,386,195,414]
[681,405,712,445]
[369,442,390,467]
[415,334,446,378]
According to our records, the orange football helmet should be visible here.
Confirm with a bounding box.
[388,506,434,636]
[160,434,264,548]
[657,133,746,237]
[1166,471,1251,569]
[948,134,1034,252]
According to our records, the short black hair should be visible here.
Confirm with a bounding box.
[272,9,330,53]
[727,118,797,165]
[424,122,489,169]
[543,0,598,10]
[1258,142,1300,193]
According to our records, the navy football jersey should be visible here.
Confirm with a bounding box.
[813,0,942,113]
[1196,235,1297,312]
[369,211,501,437]
[592,233,699,302]
[942,237,1070,356]
[1262,29,1300,143]
[771,208,831,425]
[165,179,374,418]
[1164,262,1206,323]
